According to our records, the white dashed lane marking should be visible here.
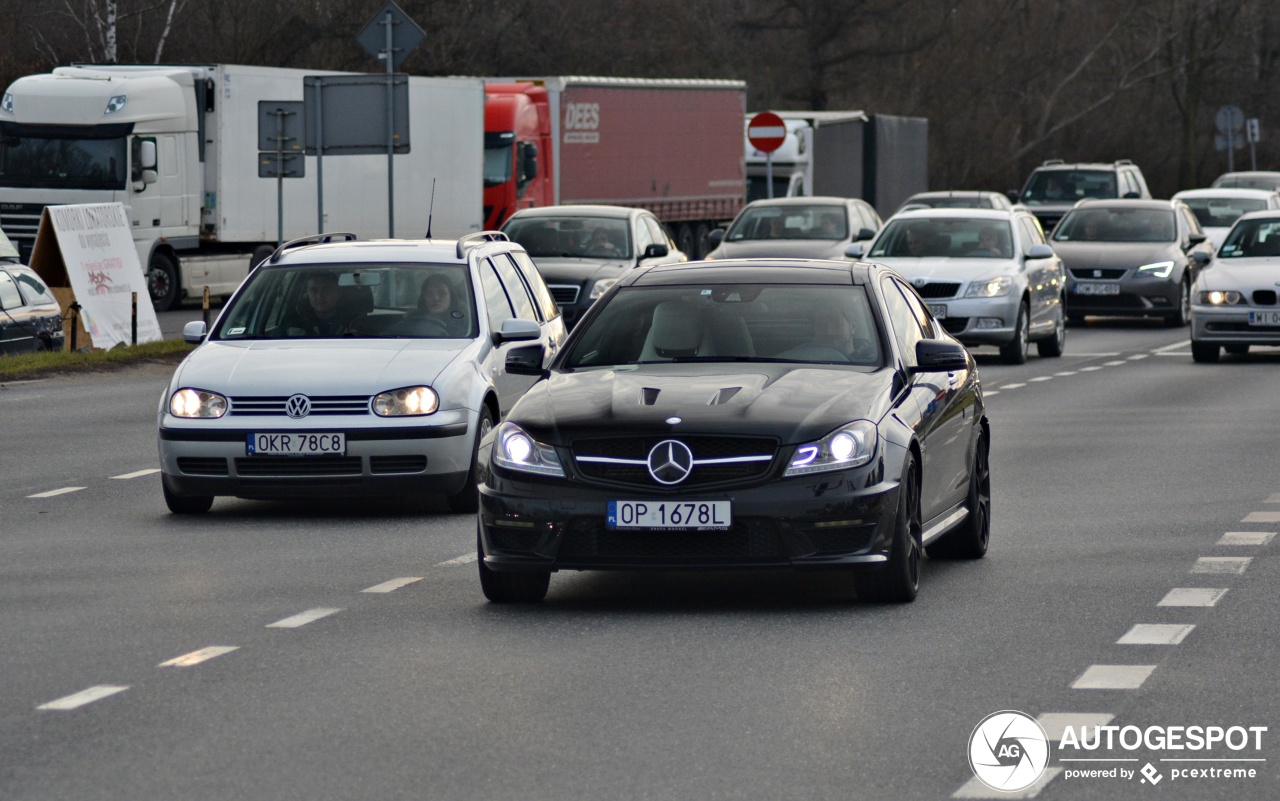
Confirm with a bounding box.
[1159,588,1228,607]
[1054,371,1077,377]
[1029,376,1053,382]
[1104,360,1127,367]
[1240,511,1280,523]
[1266,494,1280,504]
[1079,366,1103,372]
[1116,624,1195,645]
[266,608,343,628]
[1127,354,1149,360]
[1000,383,1026,390]
[1217,531,1275,546]
[27,487,85,498]
[36,685,129,710]
[1191,557,1251,574]
[362,577,423,593]
[111,469,160,480]
[951,714,1113,797]
[435,552,478,567]
[159,646,239,667]
[1072,665,1156,690]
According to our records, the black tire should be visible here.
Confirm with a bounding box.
[675,223,696,259]
[1225,344,1250,356]
[1165,278,1190,327]
[477,526,550,603]
[1067,312,1086,325]
[250,244,276,271]
[446,405,494,513]
[694,222,712,260]
[162,478,213,514]
[1191,340,1220,363]
[927,431,990,560]
[147,250,180,312]
[1036,306,1066,358]
[999,303,1029,365]
[855,455,921,603]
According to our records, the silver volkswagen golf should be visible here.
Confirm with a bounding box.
[157,233,566,514]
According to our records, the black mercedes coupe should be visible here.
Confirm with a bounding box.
[475,259,990,603]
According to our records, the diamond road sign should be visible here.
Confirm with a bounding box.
[357,0,426,72]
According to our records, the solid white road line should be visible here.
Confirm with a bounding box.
[27,487,85,498]
[111,468,161,480]
[1217,531,1275,546]
[37,685,129,710]
[435,552,478,567]
[266,608,343,628]
[1155,351,1190,356]
[1072,665,1156,690]
[1191,557,1251,574]
[362,577,423,593]
[1117,624,1195,645]
[952,770,1063,798]
[1159,588,1228,607]
[159,646,239,667]
[1241,511,1280,523]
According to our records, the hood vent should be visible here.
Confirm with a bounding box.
[708,387,742,405]
[640,387,661,406]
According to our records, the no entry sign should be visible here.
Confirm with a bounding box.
[747,112,787,153]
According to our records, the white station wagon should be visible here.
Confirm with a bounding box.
[157,232,566,513]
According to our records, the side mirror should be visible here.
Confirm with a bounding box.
[140,139,157,170]
[1006,190,1020,202]
[1188,232,1207,246]
[182,320,207,345]
[913,339,968,372]
[845,242,866,259]
[1193,250,1212,266]
[505,342,545,375]
[1123,191,1140,199]
[519,142,538,182]
[1026,244,1055,260]
[856,227,876,241]
[494,317,540,344]
[707,229,725,249]
[642,243,669,259]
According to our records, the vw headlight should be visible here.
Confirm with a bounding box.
[169,388,227,418]
[1199,290,1242,305]
[588,278,618,301]
[964,275,1014,298]
[372,386,438,416]
[1137,260,1175,278]
[785,420,877,477]
[493,422,564,476]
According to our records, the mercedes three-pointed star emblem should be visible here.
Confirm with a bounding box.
[647,439,694,485]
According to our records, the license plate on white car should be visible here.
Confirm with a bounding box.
[607,500,731,530]
[1073,281,1120,296]
[928,304,947,319]
[1248,310,1280,326]
[246,432,346,456]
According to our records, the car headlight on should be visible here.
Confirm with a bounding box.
[169,388,227,418]
[1199,290,1243,305]
[588,278,617,301]
[785,420,877,477]
[964,275,1014,298]
[372,386,439,416]
[493,422,564,476]
[1137,260,1175,278]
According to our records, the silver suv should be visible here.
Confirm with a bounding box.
[1014,159,1151,233]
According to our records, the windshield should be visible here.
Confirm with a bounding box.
[503,216,632,258]
[727,204,848,241]
[0,129,127,190]
[1218,219,1280,258]
[870,218,1013,259]
[903,195,991,210]
[1181,197,1269,229]
[1052,209,1175,243]
[212,263,477,340]
[1022,170,1116,205]
[1212,174,1280,190]
[483,132,513,188]
[563,283,881,368]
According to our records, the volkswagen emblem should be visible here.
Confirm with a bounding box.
[647,439,694,485]
[913,277,929,288]
[285,394,311,419]
[666,417,682,425]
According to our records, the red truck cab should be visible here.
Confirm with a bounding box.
[484,83,551,230]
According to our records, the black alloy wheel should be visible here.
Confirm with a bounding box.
[927,431,990,559]
[447,406,494,513]
[162,478,213,514]
[148,251,180,312]
[1036,304,1066,358]
[1000,302,1029,365]
[855,455,922,603]
[1166,277,1191,327]
[477,525,551,603]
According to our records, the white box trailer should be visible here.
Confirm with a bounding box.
[0,64,483,310]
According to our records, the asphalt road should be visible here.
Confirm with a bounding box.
[2,319,1278,800]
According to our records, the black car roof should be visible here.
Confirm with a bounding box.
[627,259,866,287]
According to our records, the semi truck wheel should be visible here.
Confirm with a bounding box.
[694,223,711,260]
[675,224,695,258]
[148,251,180,312]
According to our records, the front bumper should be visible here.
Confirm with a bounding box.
[1065,273,1180,318]
[478,461,901,572]
[929,295,1021,346]
[158,410,475,499]
[1192,305,1280,346]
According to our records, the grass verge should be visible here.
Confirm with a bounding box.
[0,339,194,382]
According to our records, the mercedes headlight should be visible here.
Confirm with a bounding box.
[785,420,877,477]
[493,422,564,476]
[965,275,1014,298]
[588,278,618,301]
[169,388,227,418]
[1137,260,1175,278]
[1199,290,1243,305]
[372,386,438,416]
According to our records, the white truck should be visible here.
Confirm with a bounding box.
[744,110,929,217]
[0,64,483,310]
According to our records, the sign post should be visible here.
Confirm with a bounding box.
[1216,105,1245,173]
[748,112,787,198]
[1247,117,1261,171]
[257,101,305,246]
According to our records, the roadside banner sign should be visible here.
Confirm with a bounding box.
[747,112,787,154]
[28,203,162,349]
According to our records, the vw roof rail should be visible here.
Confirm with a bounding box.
[455,230,510,260]
[1041,158,1064,166]
[1114,159,1133,166]
[267,232,359,265]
